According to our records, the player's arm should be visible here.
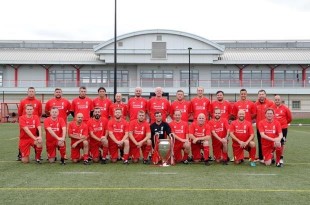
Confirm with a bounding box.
[108,131,120,144]
[121,131,129,142]
[129,131,138,145]
[229,131,243,145]
[245,133,254,145]
[138,132,151,147]
[89,131,101,142]
[46,127,62,141]
[211,130,225,142]
[22,126,38,141]
[171,132,186,143]
[68,132,82,140]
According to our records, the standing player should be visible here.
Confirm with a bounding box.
[68,113,90,165]
[70,86,94,122]
[107,108,130,164]
[169,110,190,164]
[254,89,274,163]
[19,104,43,164]
[87,107,109,164]
[258,108,283,167]
[170,90,191,122]
[148,87,170,123]
[271,95,292,165]
[189,113,211,165]
[209,108,229,165]
[229,110,256,167]
[93,87,112,119]
[191,87,211,122]
[232,88,256,122]
[109,93,128,119]
[128,87,148,121]
[17,87,42,160]
[45,88,71,122]
[128,110,152,164]
[209,90,232,120]
[44,107,66,165]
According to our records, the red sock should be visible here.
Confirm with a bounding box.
[102,146,108,159]
[143,145,152,160]
[35,147,42,161]
[203,146,209,161]
[83,153,89,161]
[59,145,65,159]
[123,153,129,161]
[222,152,228,161]
[249,147,256,161]
[276,147,282,163]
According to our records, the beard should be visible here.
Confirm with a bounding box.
[94,114,100,120]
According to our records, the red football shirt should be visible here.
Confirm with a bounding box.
[169,120,188,139]
[18,97,42,117]
[255,98,274,124]
[129,119,151,142]
[258,119,282,146]
[45,98,71,122]
[87,117,108,138]
[232,100,256,122]
[229,120,254,144]
[210,100,232,120]
[271,104,292,129]
[190,97,211,121]
[68,121,89,144]
[44,117,66,142]
[128,97,148,121]
[109,102,128,119]
[19,115,41,140]
[189,121,211,138]
[107,118,129,141]
[170,100,191,122]
[148,97,170,123]
[92,97,112,119]
[71,97,94,122]
[208,118,229,139]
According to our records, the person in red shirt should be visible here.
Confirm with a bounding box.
[209,108,229,165]
[189,113,211,165]
[254,89,274,162]
[210,90,232,121]
[17,87,42,160]
[107,108,130,164]
[87,107,109,164]
[19,104,43,164]
[232,88,256,122]
[109,93,128,119]
[128,87,148,121]
[93,87,112,119]
[169,110,190,164]
[44,107,66,165]
[229,110,256,167]
[170,90,191,122]
[148,87,170,123]
[68,113,90,165]
[258,108,283,167]
[45,88,71,123]
[128,110,152,164]
[70,86,94,122]
[272,95,292,165]
[190,87,211,122]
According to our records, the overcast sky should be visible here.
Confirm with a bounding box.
[1,0,310,41]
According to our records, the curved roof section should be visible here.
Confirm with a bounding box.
[93,29,225,52]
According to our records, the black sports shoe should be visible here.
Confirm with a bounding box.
[36,159,42,164]
[276,162,283,168]
[183,160,189,164]
[60,158,66,165]
[222,160,228,165]
[123,160,129,165]
[101,158,107,164]
[143,159,149,164]
[83,160,90,165]
[204,160,210,166]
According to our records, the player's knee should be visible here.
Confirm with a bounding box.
[83,140,89,148]
[275,142,281,148]
[203,141,209,146]
[265,160,271,166]
[146,139,152,146]
[249,141,256,148]
[21,157,29,163]
[72,159,79,163]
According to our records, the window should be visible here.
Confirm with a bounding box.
[243,70,270,87]
[292,100,301,109]
[140,70,173,87]
[80,70,128,87]
[49,69,76,87]
[0,70,3,87]
[306,69,310,87]
[211,69,239,87]
[274,70,302,87]
[152,42,166,59]
[180,70,199,87]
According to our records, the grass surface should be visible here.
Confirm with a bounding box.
[0,123,309,205]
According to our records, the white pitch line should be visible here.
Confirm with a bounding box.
[60,172,103,175]
[140,172,177,175]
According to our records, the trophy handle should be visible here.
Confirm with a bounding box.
[169,134,175,165]
[152,134,160,165]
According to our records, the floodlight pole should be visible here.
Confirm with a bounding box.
[188,47,192,100]
[113,0,117,102]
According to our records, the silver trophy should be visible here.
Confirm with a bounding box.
[158,139,171,166]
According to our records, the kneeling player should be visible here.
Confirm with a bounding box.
[209,108,229,165]
[129,110,152,164]
[229,110,256,167]
[258,108,283,167]
[19,104,43,164]
[108,108,130,164]
[170,110,190,164]
[44,107,66,165]
[88,107,109,163]
[68,113,90,165]
[189,113,211,166]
